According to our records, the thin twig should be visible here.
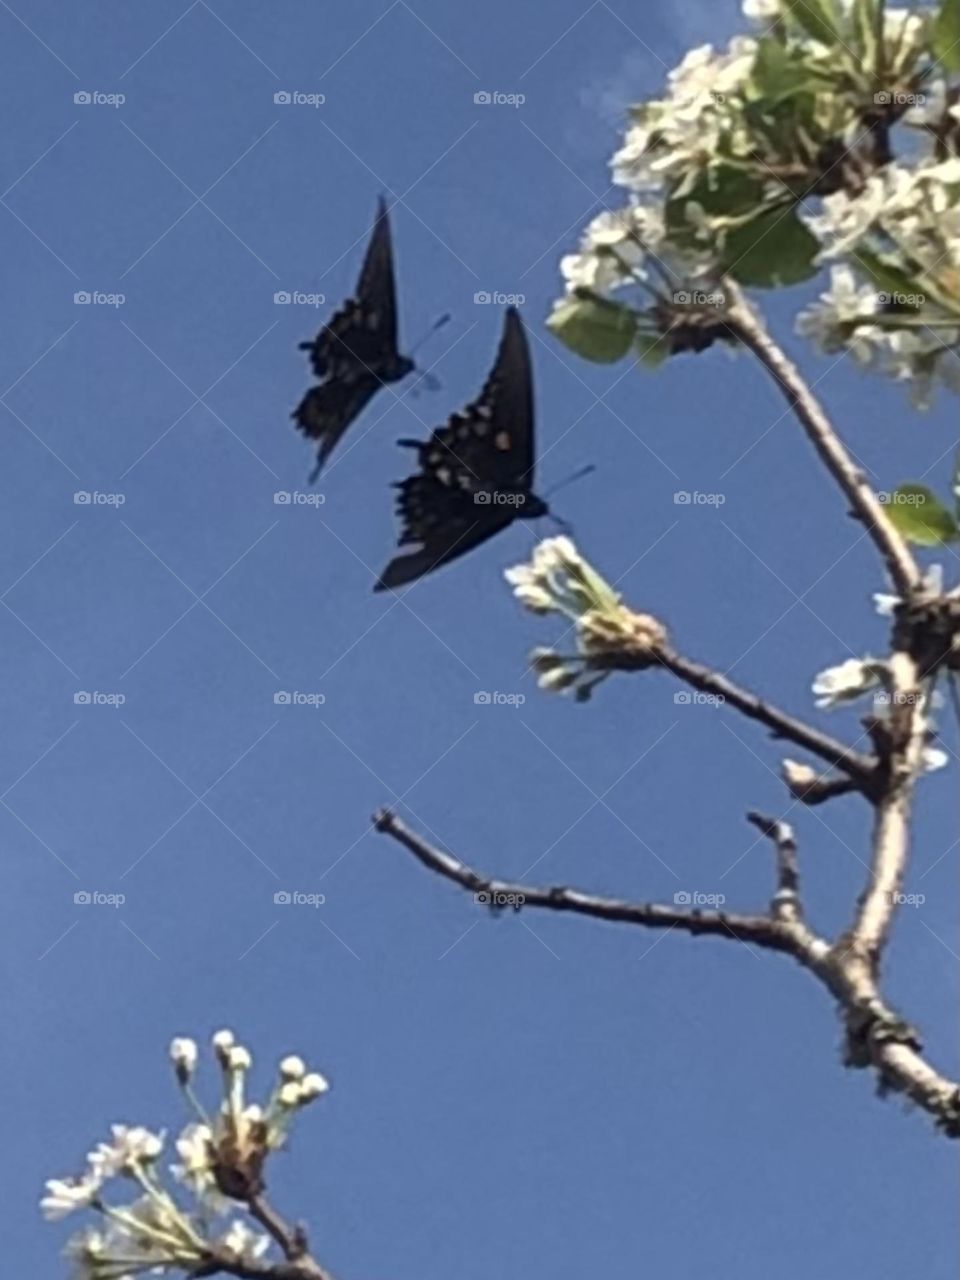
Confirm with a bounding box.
[747,810,803,923]
[724,283,921,600]
[652,646,879,792]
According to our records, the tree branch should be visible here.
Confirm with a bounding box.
[376,809,960,1137]
[847,652,928,965]
[373,809,808,957]
[651,645,879,793]
[724,284,921,600]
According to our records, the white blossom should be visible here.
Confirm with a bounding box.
[173,1122,214,1191]
[299,1072,330,1102]
[742,0,780,19]
[40,1175,101,1221]
[219,1219,271,1261]
[279,1054,306,1081]
[812,658,885,709]
[796,266,885,364]
[923,745,949,772]
[87,1125,164,1181]
[170,1037,198,1077]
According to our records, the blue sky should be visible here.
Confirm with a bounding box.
[1,1,957,1277]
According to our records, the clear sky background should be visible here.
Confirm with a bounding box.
[1,1,957,1276]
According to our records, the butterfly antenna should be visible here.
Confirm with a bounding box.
[409,312,451,360]
[544,464,596,501]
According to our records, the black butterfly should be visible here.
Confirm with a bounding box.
[293,196,414,481]
[375,306,550,592]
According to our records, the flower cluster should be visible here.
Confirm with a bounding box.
[41,1031,330,1279]
[548,0,960,402]
[798,160,960,407]
[505,538,668,701]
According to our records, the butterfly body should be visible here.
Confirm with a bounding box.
[293,197,413,478]
[375,307,550,591]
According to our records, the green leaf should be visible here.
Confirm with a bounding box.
[723,205,819,287]
[665,166,764,252]
[782,0,845,46]
[751,38,826,103]
[933,0,960,73]
[885,484,960,546]
[547,295,637,363]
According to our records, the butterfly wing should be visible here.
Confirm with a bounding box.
[299,198,400,379]
[374,307,536,591]
[293,199,406,475]
[293,378,379,473]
